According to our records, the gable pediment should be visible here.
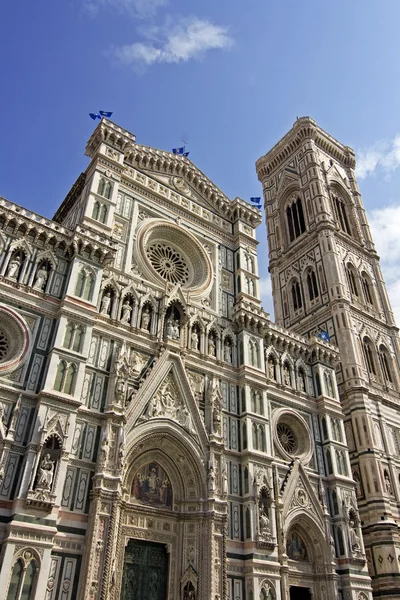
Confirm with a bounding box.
[126,350,208,451]
[281,459,325,529]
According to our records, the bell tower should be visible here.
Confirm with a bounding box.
[257,117,400,598]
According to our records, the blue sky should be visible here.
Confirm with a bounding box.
[2,0,400,321]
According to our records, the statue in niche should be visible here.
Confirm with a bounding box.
[183,582,196,600]
[191,329,199,350]
[6,255,22,279]
[36,453,55,490]
[100,292,111,315]
[166,318,173,338]
[141,305,151,330]
[210,378,222,435]
[267,358,275,380]
[208,335,216,357]
[349,520,361,551]
[283,365,291,386]
[259,508,271,538]
[120,298,132,324]
[131,462,172,508]
[384,472,393,495]
[224,341,232,363]
[208,465,216,493]
[172,319,180,340]
[298,372,305,392]
[33,265,48,290]
[114,345,130,404]
[330,535,336,559]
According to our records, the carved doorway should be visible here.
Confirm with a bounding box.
[289,586,311,600]
[121,539,168,600]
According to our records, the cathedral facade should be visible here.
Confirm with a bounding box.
[0,116,396,600]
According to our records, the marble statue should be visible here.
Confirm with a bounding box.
[6,255,21,279]
[36,454,54,490]
[33,265,48,290]
[101,292,111,315]
[120,299,132,324]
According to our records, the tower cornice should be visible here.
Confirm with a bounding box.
[256,117,356,180]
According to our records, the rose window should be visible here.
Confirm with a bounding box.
[273,408,313,464]
[0,329,9,361]
[146,243,190,285]
[277,423,296,454]
[0,305,31,375]
[135,220,213,299]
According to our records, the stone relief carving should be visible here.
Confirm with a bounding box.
[140,375,196,434]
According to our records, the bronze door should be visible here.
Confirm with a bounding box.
[121,539,168,600]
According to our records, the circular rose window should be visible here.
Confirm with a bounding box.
[0,305,31,375]
[273,408,313,464]
[135,220,213,299]
[146,243,190,285]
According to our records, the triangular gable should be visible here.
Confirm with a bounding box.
[139,167,229,217]
[125,350,208,451]
[281,459,325,530]
[277,169,300,196]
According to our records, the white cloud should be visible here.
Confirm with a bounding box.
[357,135,400,179]
[112,18,233,68]
[368,205,400,325]
[84,0,167,17]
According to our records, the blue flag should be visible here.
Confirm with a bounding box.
[99,111,113,118]
[183,151,190,157]
[172,147,185,155]
[250,197,261,203]
[317,331,330,343]
[89,113,101,120]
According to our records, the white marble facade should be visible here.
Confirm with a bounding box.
[0,118,381,600]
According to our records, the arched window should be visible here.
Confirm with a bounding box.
[291,280,302,311]
[321,417,328,439]
[286,197,306,242]
[315,372,322,396]
[75,269,86,298]
[326,449,333,475]
[257,391,264,415]
[75,269,95,302]
[63,323,75,349]
[92,201,100,220]
[333,194,352,235]
[331,490,339,515]
[307,270,319,301]
[64,363,77,395]
[72,326,85,353]
[346,264,359,298]
[251,390,257,413]
[379,345,393,383]
[97,178,113,199]
[252,423,258,450]
[104,181,112,199]
[363,338,376,375]
[244,467,249,494]
[54,361,67,392]
[258,425,266,452]
[361,272,374,305]
[99,204,108,224]
[6,557,38,600]
[245,508,251,539]
[242,422,247,449]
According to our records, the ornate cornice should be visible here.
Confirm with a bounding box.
[0,197,116,266]
[256,117,356,180]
